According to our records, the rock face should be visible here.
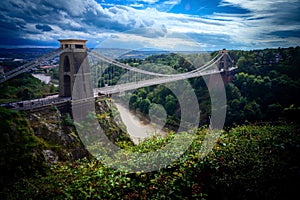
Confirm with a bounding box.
[95,98,133,145]
[42,150,58,166]
[27,107,90,164]
[0,98,133,184]
[0,107,46,181]
[25,98,133,165]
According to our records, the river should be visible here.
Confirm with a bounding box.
[114,102,166,144]
[32,73,51,84]
[32,73,58,87]
[32,73,164,144]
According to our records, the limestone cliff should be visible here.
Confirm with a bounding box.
[0,98,133,186]
[26,107,90,165]
[95,97,133,145]
[25,98,133,165]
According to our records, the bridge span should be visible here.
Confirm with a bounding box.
[0,39,237,112]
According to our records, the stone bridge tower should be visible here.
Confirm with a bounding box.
[217,49,235,83]
[218,49,229,71]
[58,39,93,100]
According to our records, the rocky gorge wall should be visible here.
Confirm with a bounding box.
[0,97,133,186]
[26,107,90,165]
[26,97,133,165]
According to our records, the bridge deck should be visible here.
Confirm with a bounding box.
[0,47,236,111]
[1,67,237,111]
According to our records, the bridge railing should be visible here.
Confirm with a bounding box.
[0,94,70,111]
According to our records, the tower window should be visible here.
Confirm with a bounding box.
[75,44,84,49]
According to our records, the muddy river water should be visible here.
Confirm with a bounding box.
[114,102,166,144]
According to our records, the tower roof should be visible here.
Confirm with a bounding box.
[58,39,87,44]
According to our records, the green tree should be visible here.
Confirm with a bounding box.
[165,94,177,115]
[129,94,139,110]
[139,98,151,114]
[0,108,45,180]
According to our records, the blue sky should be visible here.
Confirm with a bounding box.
[0,0,299,50]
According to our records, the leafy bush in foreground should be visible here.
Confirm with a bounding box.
[2,124,299,199]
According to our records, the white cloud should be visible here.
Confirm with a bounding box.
[163,0,181,5]
[98,31,205,51]
[138,0,160,4]
[220,0,298,11]
[0,0,299,49]
[130,3,144,8]
[211,0,300,48]
[154,0,181,12]
[97,0,299,49]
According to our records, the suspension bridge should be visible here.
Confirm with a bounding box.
[0,39,237,111]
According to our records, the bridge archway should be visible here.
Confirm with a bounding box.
[63,75,71,97]
[63,56,70,72]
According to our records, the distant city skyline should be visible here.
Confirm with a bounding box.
[0,0,299,51]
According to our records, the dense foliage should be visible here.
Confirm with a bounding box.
[1,47,300,199]
[226,47,300,125]
[95,47,300,128]
[0,73,56,103]
[1,124,299,199]
[0,108,46,185]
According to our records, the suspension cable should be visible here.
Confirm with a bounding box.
[88,49,222,78]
